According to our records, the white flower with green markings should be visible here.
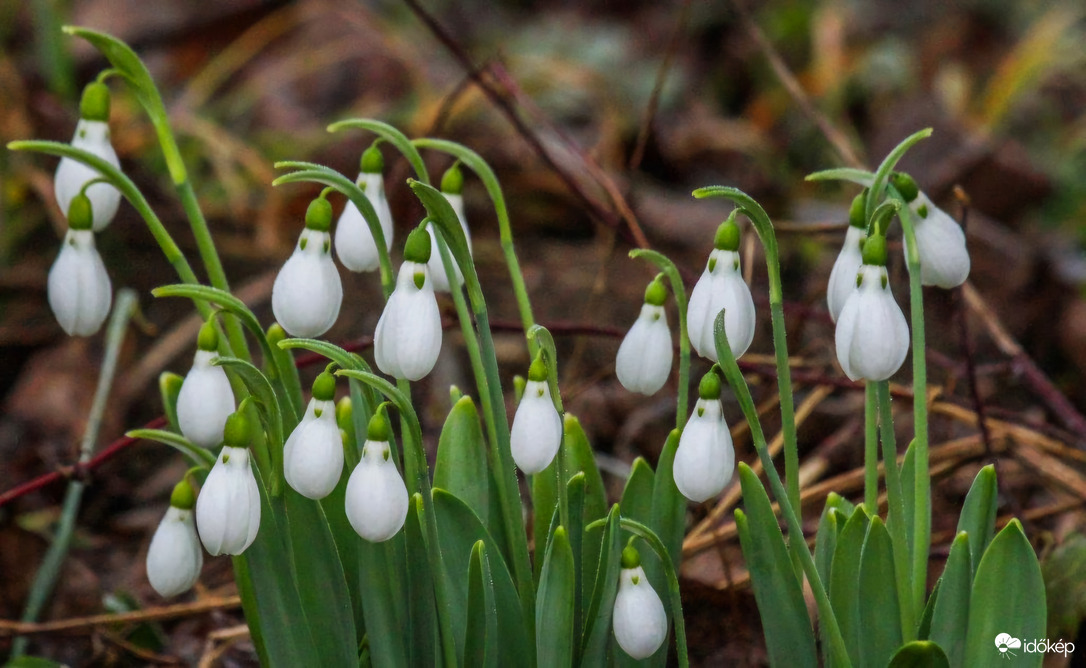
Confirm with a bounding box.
[510,354,563,475]
[176,320,235,449]
[345,411,409,542]
[335,145,394,272]
[374,227,443,381]
[195,413,261,556]
[272,195,343,338]
[891,172,970,289]
[427,164,472,292]
[673,372,734,502]
[47,193,111,337]
[284,372,344,500]
[687,217,756,361]
[612,545,667,659]
[54,82,121,232]
[146,480,203,597]
[616,276,673,395]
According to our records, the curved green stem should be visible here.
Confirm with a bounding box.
[617,518,689,668]
[863,128,932,224]
[328,118,431,185]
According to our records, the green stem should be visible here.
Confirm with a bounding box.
[876,380,915,642]
[617,518,689,668]
[864,382,878,511]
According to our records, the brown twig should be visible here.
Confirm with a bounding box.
[0,596,242,636]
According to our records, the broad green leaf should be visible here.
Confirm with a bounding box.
[887,640,950,668]
[815,493,853,591]
[650,429,686,574]
[563,415,608,607]
[955,465,997,578]
[963,520,1046,667]
[434,395,489,524]
[464,540,499,668]
[736,466,817,668]
[929,531,972,666]
[581,505,622,664]
[1042,532,1086,639]
[620,458,655,525]
[857,517,903,667]
[532,459,559,583]
[565,473,587,662]
[401,496,433,668]
[537,526,576,668]
[917,579,940,641]
[829,505,871,666]
[320,465,365,641]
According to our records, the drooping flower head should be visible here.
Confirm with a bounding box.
[834,231,910,382]
[345,408,409,542]
[673,370,735,502]
[616,275,673,395]
[176,319,236,449]
[146,478,203,597]
[195,409,261,556]
[47,192,112,336]
[374,226,443,381]
[335,143,394,272]
[55,82,122,232]
[510,353,563,474]
[890,172,970,289]
[687,215,756,361]
[284,370,344,500]
[612,543,667,659]
[427,164,473,292]
[827,191,868,322]
[272,193,343,338]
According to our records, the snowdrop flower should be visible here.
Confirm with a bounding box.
[687,217,756,361]
[196,412,261,556]
[427,164,472,292]
[334,145,394,272]
[616,276,673,395]
[613,545,667,659]
[510,354,563,474]
[827,193,867,322]
[284,372,343,499]
[54,82,121,232]
[891,172,970,289]
[176,320,235,449]
[146,480,203,597]
[374,227,442,381]
[345,410,409,542]
[272,195,343,338]
[47,193,111,336]
[835,234,910,381]
[673,372,734,502]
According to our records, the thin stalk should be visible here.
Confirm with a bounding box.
[11,289,137,658]
[864,382,878,511]
[876,381,915,642]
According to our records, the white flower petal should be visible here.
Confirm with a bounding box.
[344,439,409,542]
[333,172,394,272]
[284,399,344,499]
[176,350,236,449]
[673,399,734,502]
[427,194,472,292]
[834,265,910,381]
[196,446,261,556]
[616,304,673,395]
[686,250,755,361]
[510,380,562,474]
[47,229,112,336]
[54,120,121,231]
[146,507,203,597]
[907,194,970,288]
[374,262,442,380]
[272,229,342,337]
[612,566,667,659]
[827,226,865,322]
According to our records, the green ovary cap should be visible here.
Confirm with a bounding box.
[169,479,196,510]
[849,191,867,229]
[713,217,740,251]
[861,234,888,266]
[360,144,385,174]
[404,226,432,263]
[305,196,333,232]
[311,371,336,402]
[79,82,111,122]
[223,411,251,448]
[441,163,463,195]
[266,322,286,344]
[367,409,392,441]
[528,352,548,382]
[889,172,919,203]
[67,193,94,230]
[620,545,641,569]
[644,276,667,306]
[197,319,219,351]
[698,370,722,400]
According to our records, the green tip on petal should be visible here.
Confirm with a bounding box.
[360,144,384,174]
[367,409,392,442]
[440,163,464,195]
[889,172,919,203]
[620,545,641,569]
[849,190,868,229]
[223,411,251,448]
[169,479,196,510]
[312,371,336,402]
[197,319,219,351]
[305,196,333,232]
[861,234,888,266]
[67,193,94,230]
[713,217,741,251]
[698,370,722,400]
[528,352,548,382]
[404,226,432,263]
[79,81,111,122]
[644,276,667,306]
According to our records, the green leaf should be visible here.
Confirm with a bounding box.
[532,459,559,584]
[736,465,817,668]
[857,517,903,667]
[537,526,576,668]
[124,428,216,468]
[864,128,932,223]
[214,356,284,449]
[400,495,432,668]
[929,531,972,666]
[1042,532,1086,639]
[620,458,656,525]
[319,465,365,641]
[963,520,1046,666]
[829,505,871,667]
[3,657,67,667]
[887,641,950,668]
[650,429,686,575]
[562,414,608,605]
[434,395,489,524]
[815,493,852,591]
[464,540,499,668]
[158,371,183,434]
[916,579,940,641]
[955,465,997,579]
[804,167,875,186]
[565,473,587,663]
[581,505,622,663]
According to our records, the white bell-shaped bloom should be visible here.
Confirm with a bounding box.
[284,397,343,500]
[345,438,409,542]
[835,264,910,381]
[687,249,756,361]
[334,172,394,272]
[510,379,562,474]
[196,446,261,556]
[827,225,865,322]
[613,565,668,659]
[54,119,121,232]
[904,192,970,289]
[616,304,673,395]
[146,506,203,597]
[272,227,342,338]
[176,350,235,449]
[427,193,473,292]
[673,398,734,502]
[47,229,112,336]
[374,261,442,381]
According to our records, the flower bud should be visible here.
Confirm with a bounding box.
[334,150,394,272]
[345,413,408,542]
[146,480,203,598]
[510,375,562,475]
[373,260,442,381]
[272,207,343,337]
[55,83,121,232]
[827,225,866,322]
[47,227,112,336]
[612,560,667,659]
[616,281,673,395]
[673,396,734,502]
[284,384,344,500]
[427,190,472,292]
[904,192,970,289]
[195,442,261,556]
[687,244,755,361]
[176,322,235,449]
[834,264,910,381]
